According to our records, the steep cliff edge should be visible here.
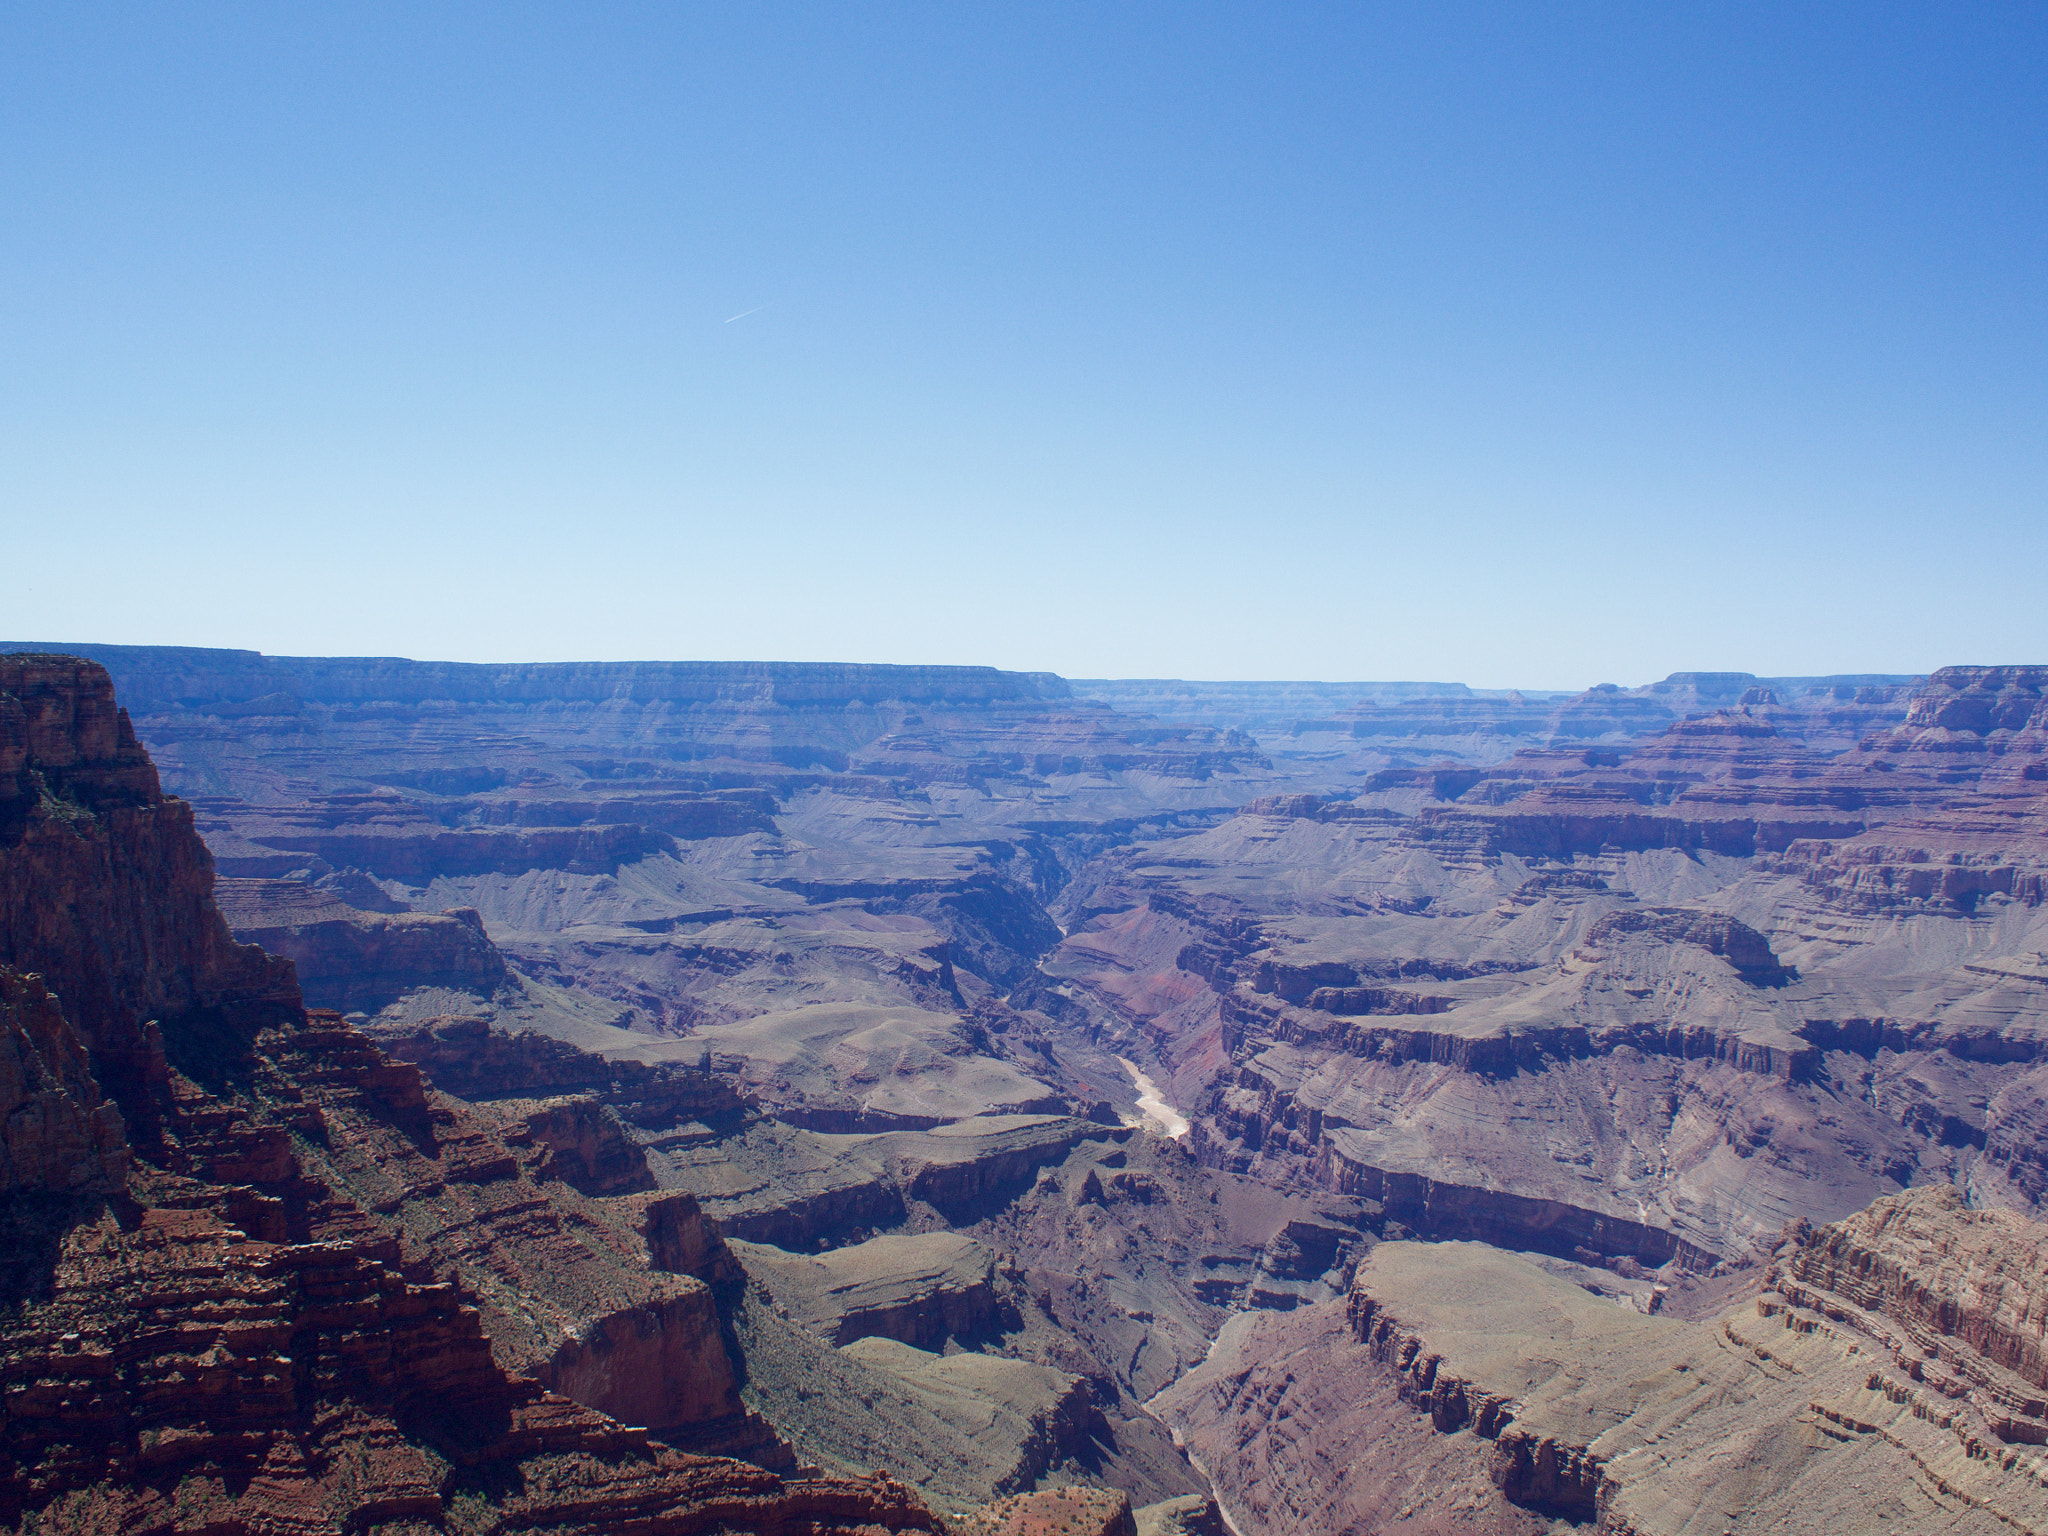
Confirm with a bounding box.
[0,655,942,1535]
[1164,1190,2048,1536]
[1044,676,2048,1273]
[1163,1204,2048,1536]
[0,655,300,1148]
[214,876,510,1011]
[0,968,126,1199]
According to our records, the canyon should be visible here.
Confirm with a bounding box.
[6,643,2048,1534]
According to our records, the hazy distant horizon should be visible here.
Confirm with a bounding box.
[2,636,1947,699]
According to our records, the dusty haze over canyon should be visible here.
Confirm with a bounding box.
[6,643,2048,1534]
[11,7,2042,1533]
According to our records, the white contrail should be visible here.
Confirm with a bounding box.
[724,305,766,323]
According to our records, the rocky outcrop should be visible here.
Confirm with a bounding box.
[1582,907,1792,985]
[735,1232,1004,1348]
[1154,1296,1567,1536]
[642,1190,743,1284]
[481,1093,659,1195]
[1132,1495,1230,1536]
[1317,1142,1708,1270]
[369,1014,747,1127]
[216,877,510,1009]
[539,1286,743,1434]
[1346,1266,1605,1515]
[890,1116,1110,1219]
[1170,1199,2048,1535]
[265,1009,760,1448]
[0,968,125,1196]
[662,1114,1112,1258]
[1894,665,2048,744]
[2,1189,883,1533]
[1776,838,2048,915]
[0,655,300,1135]
[0,655,944,1535]
[1778,1186,2048,1444]
[1221,985,1814,1084]
[1740,666,2048,916]
[710,1169,910,1249]
[955,1486,1138,1536]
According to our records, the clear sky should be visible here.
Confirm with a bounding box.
[4,4,2043,688]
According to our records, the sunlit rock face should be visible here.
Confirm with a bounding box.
[0,655,945,1536]
[18,646,2048,1533]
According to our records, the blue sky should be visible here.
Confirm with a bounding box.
[4,3,2043,686]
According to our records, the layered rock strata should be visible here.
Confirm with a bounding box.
[0,969,125,1197]
[215,876,509,1011]
[1160,1194,2048,1536]
[1045,674,2048,1274]
[0,656,942,1534]
[733,1232,1003,1348]
[1334,1195,2048,1533]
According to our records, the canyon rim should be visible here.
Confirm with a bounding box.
[6,647,2048,1533]
[14,9,2043,1531]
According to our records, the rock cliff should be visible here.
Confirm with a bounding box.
[1043,676,2048,1275]
[0,969,125,1198]
[214,877,510,1011]
[0,656,943,1534]
[1163,1193,2048,1535]
[31,644,2048,1532]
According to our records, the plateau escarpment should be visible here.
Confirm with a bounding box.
[1076,670,1922,781]
[19,646,1282,1132]
[1046,671,2048,1280]
[0,656,941,1534]
[1165,1188,2048,1535]
[23,644,2048,1535]
[212,877,508,1011]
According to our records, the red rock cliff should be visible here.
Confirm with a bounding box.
[0,655,942,1535]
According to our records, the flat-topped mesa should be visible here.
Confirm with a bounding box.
[214,878,510,1011]
[1319,1199,2048,1533]
[732,1231,1003,1349]
[0,646,1076,712]
[1582,907,1793,986]
[365,1013,748,1126]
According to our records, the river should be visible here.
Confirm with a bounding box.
[1116,1056,1190,1140]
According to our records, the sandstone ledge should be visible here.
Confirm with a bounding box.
[1339,1211,2048,1535]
